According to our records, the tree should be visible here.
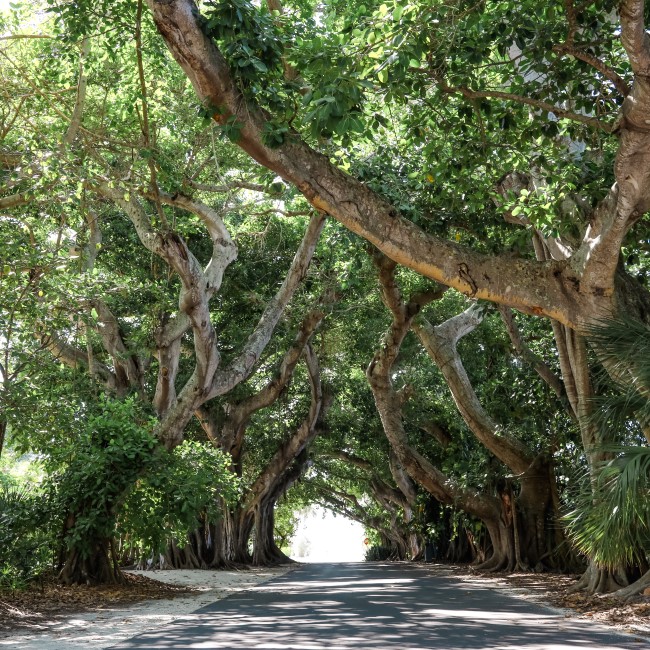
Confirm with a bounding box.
[144,0,650,332]
[0,0,330,582]
[3,0,650,593]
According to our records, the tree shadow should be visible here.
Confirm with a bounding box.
[113,562,642,649]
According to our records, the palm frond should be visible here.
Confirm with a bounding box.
[563,317,650,568]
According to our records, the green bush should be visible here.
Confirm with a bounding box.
[118,440,240,559]
[0,484,52,589]
[44,395,158,561]
[364,545,393,561]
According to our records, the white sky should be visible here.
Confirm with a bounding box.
[289,506,366,563]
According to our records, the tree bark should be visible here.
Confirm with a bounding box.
[59,534,124,586]
[413,307,562,569]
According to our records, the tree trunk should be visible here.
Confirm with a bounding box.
[145,0,650,331]
[513,455,557,571]
[221,507,253,565]
[252,499,293,566]
[0,418,6,459]
[612,568,650,601]
[205,506,253,566]
[550,319,640,591]
[569,562,630,595]
[413,309,565,571]
[59,537,124,585]
[366,254,511,570]
[476,518,515,571]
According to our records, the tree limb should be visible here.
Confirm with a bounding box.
[221,301,330,458]
[145,0,619,330]
[413,304,536,475]
[210,213,325,397]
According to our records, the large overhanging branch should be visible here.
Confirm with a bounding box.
[389,450,418,506]
[144,0,627,330]
[325,450,411,510]
[0,191,33,210]
[326,449,375,473]
[413,305,536,476]
[370,476,410,512]
[367,255,502,523]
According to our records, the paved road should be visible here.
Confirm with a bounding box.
[113,563,646,649]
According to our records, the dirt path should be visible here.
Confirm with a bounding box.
[0,567,294,649]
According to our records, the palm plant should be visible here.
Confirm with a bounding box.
[564,317,650,570]
[0,483,52,588]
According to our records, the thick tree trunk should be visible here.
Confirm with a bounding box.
[223,507,254,565]
[252,500,293,566]
[514,455,557,571]
[195,511,249,568]
[59,537,125,585]
[475,518,515,571]
[388,453,423,559]
[548,317,639,591]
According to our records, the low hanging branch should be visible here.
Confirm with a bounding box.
[413,305,536,476]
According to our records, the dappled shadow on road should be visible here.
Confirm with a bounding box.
[115,563,640,649]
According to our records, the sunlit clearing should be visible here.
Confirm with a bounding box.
[289,505,366,563]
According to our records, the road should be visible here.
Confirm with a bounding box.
[113,562,646,649]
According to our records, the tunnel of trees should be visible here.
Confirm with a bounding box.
[1,0,649,599]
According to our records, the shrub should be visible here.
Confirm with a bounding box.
[0,484,52,589]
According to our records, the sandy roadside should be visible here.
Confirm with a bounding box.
[0,567,294,650]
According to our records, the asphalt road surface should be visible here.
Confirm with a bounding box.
[113,562,647,649]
